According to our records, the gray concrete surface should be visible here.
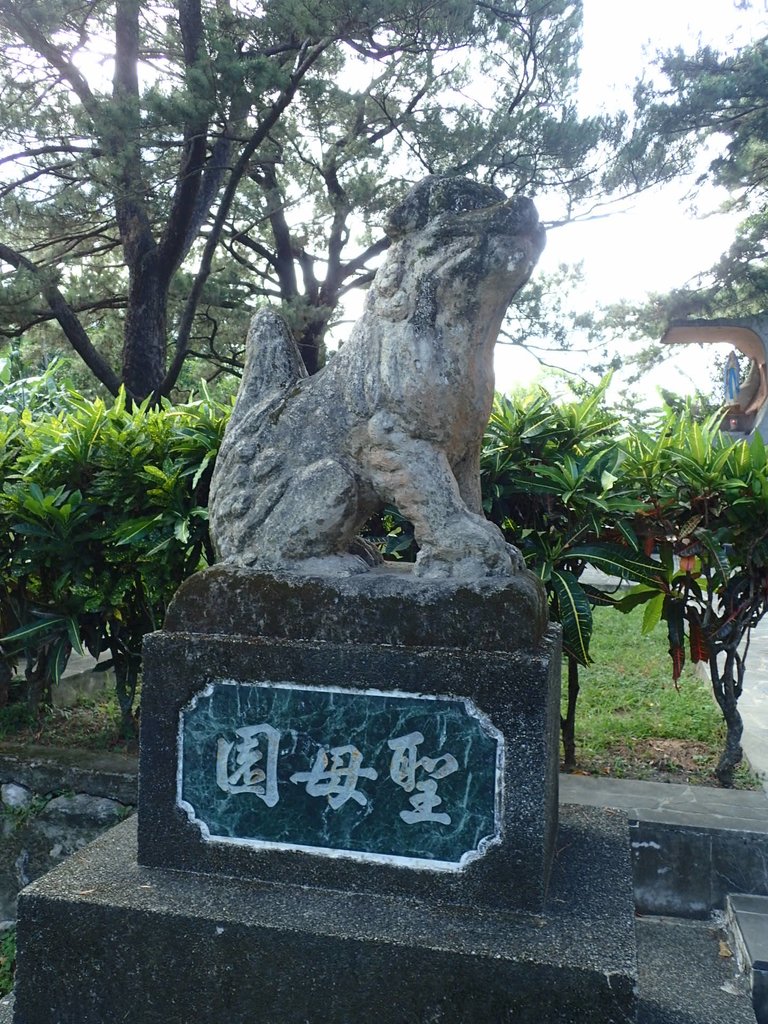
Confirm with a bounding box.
[741,618,768,793]
[560,774,768,831]
[561,773,768,919]
[0,777,763,1023]
[49,650,113,709]
[12,809,638,1024]
[3,567,767,1022]
[728,894,768,1024]
[0,918,755,1024]
[637,915,755,1023]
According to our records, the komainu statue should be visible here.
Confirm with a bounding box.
[209,176,546,579]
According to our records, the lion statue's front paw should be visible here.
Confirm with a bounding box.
[413,515,519,580]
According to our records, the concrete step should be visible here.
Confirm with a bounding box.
[561,774,768,918]
[636,915,755,1024]
[0,916,756,1024]
[728,893,768,1024]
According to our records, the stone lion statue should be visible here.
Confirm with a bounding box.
[209,176,546,579]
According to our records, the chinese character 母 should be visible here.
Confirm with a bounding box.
[290,744,378,809]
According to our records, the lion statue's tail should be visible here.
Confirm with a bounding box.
[225,309,307,434]
[209,310,308,563]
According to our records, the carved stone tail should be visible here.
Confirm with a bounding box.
[229,310,307,430]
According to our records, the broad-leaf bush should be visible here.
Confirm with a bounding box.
[2,374,767,784]
[482,387,768,784]
[480,379,658,767]
[0,381,230,736]
[617,407,768,786]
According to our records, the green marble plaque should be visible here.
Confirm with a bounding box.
[178,680,502,869]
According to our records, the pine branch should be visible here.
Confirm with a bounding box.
[162,37,334,396]
[0,241,121,394]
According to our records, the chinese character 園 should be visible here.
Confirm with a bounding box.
[215,723,281,806]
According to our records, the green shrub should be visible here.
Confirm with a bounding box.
[480,379,657,767]
[0,928,14,997]
[0,380,230,736]
[2,370,767,786]
[615,407,768,785]
[480,386,768,785]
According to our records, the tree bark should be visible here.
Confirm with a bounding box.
[121,258,168,401]
[112,647,140,741]
[110,0,167,400]
[0,243,123,395]
[163,37,332,395]
[710,650,744,788]
[0,658,10,710]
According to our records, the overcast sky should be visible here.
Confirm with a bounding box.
[495,0,768,401]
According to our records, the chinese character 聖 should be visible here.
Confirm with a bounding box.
[290,744,378,809]
[388,731,458,825]
[216,723,280,807]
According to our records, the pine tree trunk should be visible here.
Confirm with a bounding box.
[121,261,168,401]
[292,304,332,376]
[113,0,168,402]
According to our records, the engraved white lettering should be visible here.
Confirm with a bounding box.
[387,731,458,824]
[215,723,280,806]
[290,744,378,809]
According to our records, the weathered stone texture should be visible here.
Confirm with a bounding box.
[137,563,562,912]
[13,806,637,1024]
[164,561,549,651]
[209,175,545,580]
[0,752,136,923]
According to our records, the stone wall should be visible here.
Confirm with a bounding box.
[0,749,137,924]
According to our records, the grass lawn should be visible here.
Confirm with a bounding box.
[0,689,130,753]
[569,604,759,789]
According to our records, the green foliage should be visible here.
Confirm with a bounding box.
[0,701,38,738]
[480,385,768,783]
[0,378,230,734]
[611,407,768,784]
[481,378,650,667]
[0,1,634,395]
[571,605,756,788]
[578,606,716,740]
[0,928,14,997]
[479,379,661,770]
[603,32,768,354]
[2,375,767,786]
[363,508,417,562]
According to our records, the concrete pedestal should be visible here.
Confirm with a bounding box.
[10,565,640,1022]
[139,565,562,913]
[12,805,637,1024]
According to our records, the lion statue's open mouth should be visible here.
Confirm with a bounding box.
[209,176,546,580]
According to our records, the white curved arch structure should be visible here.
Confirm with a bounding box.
[663,317,768,439]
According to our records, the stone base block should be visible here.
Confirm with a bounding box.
[139,627,561,913]
[140,566,562,913]
[12,805,637,1024]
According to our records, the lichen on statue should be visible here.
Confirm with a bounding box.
[208,175,546,580]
